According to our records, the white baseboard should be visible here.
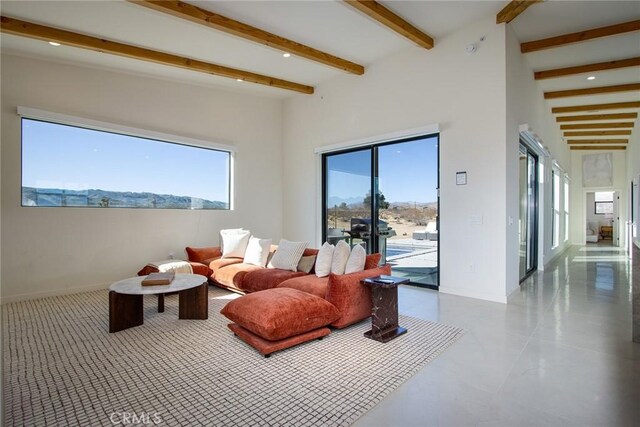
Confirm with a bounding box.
[2,282,110,304]
[439,286,507,304]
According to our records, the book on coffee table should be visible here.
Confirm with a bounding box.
[142,272,175,286]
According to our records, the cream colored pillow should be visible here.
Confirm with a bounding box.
[315,242,335,278]
[268,239,308,271]
[221,229,251,258]
[297,255,317,274]
[243,236,272,267]
[345,244,366,274]
[331,240,350,275]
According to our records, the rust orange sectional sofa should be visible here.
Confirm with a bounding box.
[184,245,390,329]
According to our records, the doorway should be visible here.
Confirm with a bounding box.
[322,134,439,288]
[519,142,538,281]
[586,190,618,246]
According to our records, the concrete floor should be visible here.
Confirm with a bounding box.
[354,244,639,426]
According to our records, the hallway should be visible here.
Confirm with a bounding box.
[355,245,639,426]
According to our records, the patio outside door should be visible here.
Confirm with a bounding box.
[322,134,439,289]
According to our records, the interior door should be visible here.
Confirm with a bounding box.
[613,191,620,246]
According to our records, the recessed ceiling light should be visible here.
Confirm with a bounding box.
[283,53,291,58]
[48,41,61,46]
[236,78,243,82]
[587,76,596,80]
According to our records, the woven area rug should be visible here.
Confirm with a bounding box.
[3,287,464,426]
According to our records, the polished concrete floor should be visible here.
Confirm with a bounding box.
[354,244,639,426]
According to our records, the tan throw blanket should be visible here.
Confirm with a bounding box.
[147,259,193,274]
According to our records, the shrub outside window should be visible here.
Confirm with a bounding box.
[22,118,231,210]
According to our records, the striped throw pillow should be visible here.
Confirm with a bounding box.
[268,239,308,272]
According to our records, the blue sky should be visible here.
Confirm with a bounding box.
[327,136,438,204]
[22,119,230,202]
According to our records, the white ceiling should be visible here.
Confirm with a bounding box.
[1,0,639,119]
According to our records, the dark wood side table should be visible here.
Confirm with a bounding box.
[361,275,409,343]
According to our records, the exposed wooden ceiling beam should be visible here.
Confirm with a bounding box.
[0,15,313,94]
[343,0,434,49]
[564,130,632,136]
[556,113,638,122]
[567,139,628,144]
[534,57,640,80]
[560,122,635,130]
[544,83,640,99]
[570,146,626,150]
[496,1,543,24]
[128,0,364,75]
[522,19,640,53]
[552,101,640,114]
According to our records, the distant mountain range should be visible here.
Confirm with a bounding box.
[22,187,228,210]
[328,196,436,209]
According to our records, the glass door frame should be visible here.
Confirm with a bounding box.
[519,140,539,282]
[321,133,440,290]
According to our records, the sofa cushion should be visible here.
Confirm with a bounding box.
[268,239,308,271]
[345,244,366,274]
[221,229,251,258]
[315,242,334,278]
[220,288,340,341]
[297,255,316,274]
[243,236,272,267]
[209,257,243,274]
[364,253,382,270]
[185,246,222,264]
[277,275,329,299]
[331,240,350,274]
[214,262,262,289]
[241,268,305,293]
[326,264,392,329]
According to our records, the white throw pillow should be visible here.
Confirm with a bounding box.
[268,239,308,272]
[220,229,251,258]
[243,236,272,267]
[331,240,351,275]
[315,242,335,278]
[345,244,366,274]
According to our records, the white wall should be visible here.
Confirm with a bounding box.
[1,54,284,302]
[627,120,640,248]
[283,17,512,303]
[570,150,628,247]
[505,25,572,293]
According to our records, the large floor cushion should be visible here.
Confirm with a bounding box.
[220,288,340,342]
[228,323,330,357]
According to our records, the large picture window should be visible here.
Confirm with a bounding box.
[21,118,231,210]
[552,170,560,248]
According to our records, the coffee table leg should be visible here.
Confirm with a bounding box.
[179,282,208,320]
[158,293,164,313]
[109,291,143,333]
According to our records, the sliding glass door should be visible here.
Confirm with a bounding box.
[322,134,439,288]
[519,142,538,281]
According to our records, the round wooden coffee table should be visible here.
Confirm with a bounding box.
[108,273,208,333]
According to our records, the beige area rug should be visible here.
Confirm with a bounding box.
[3,287,464,426]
